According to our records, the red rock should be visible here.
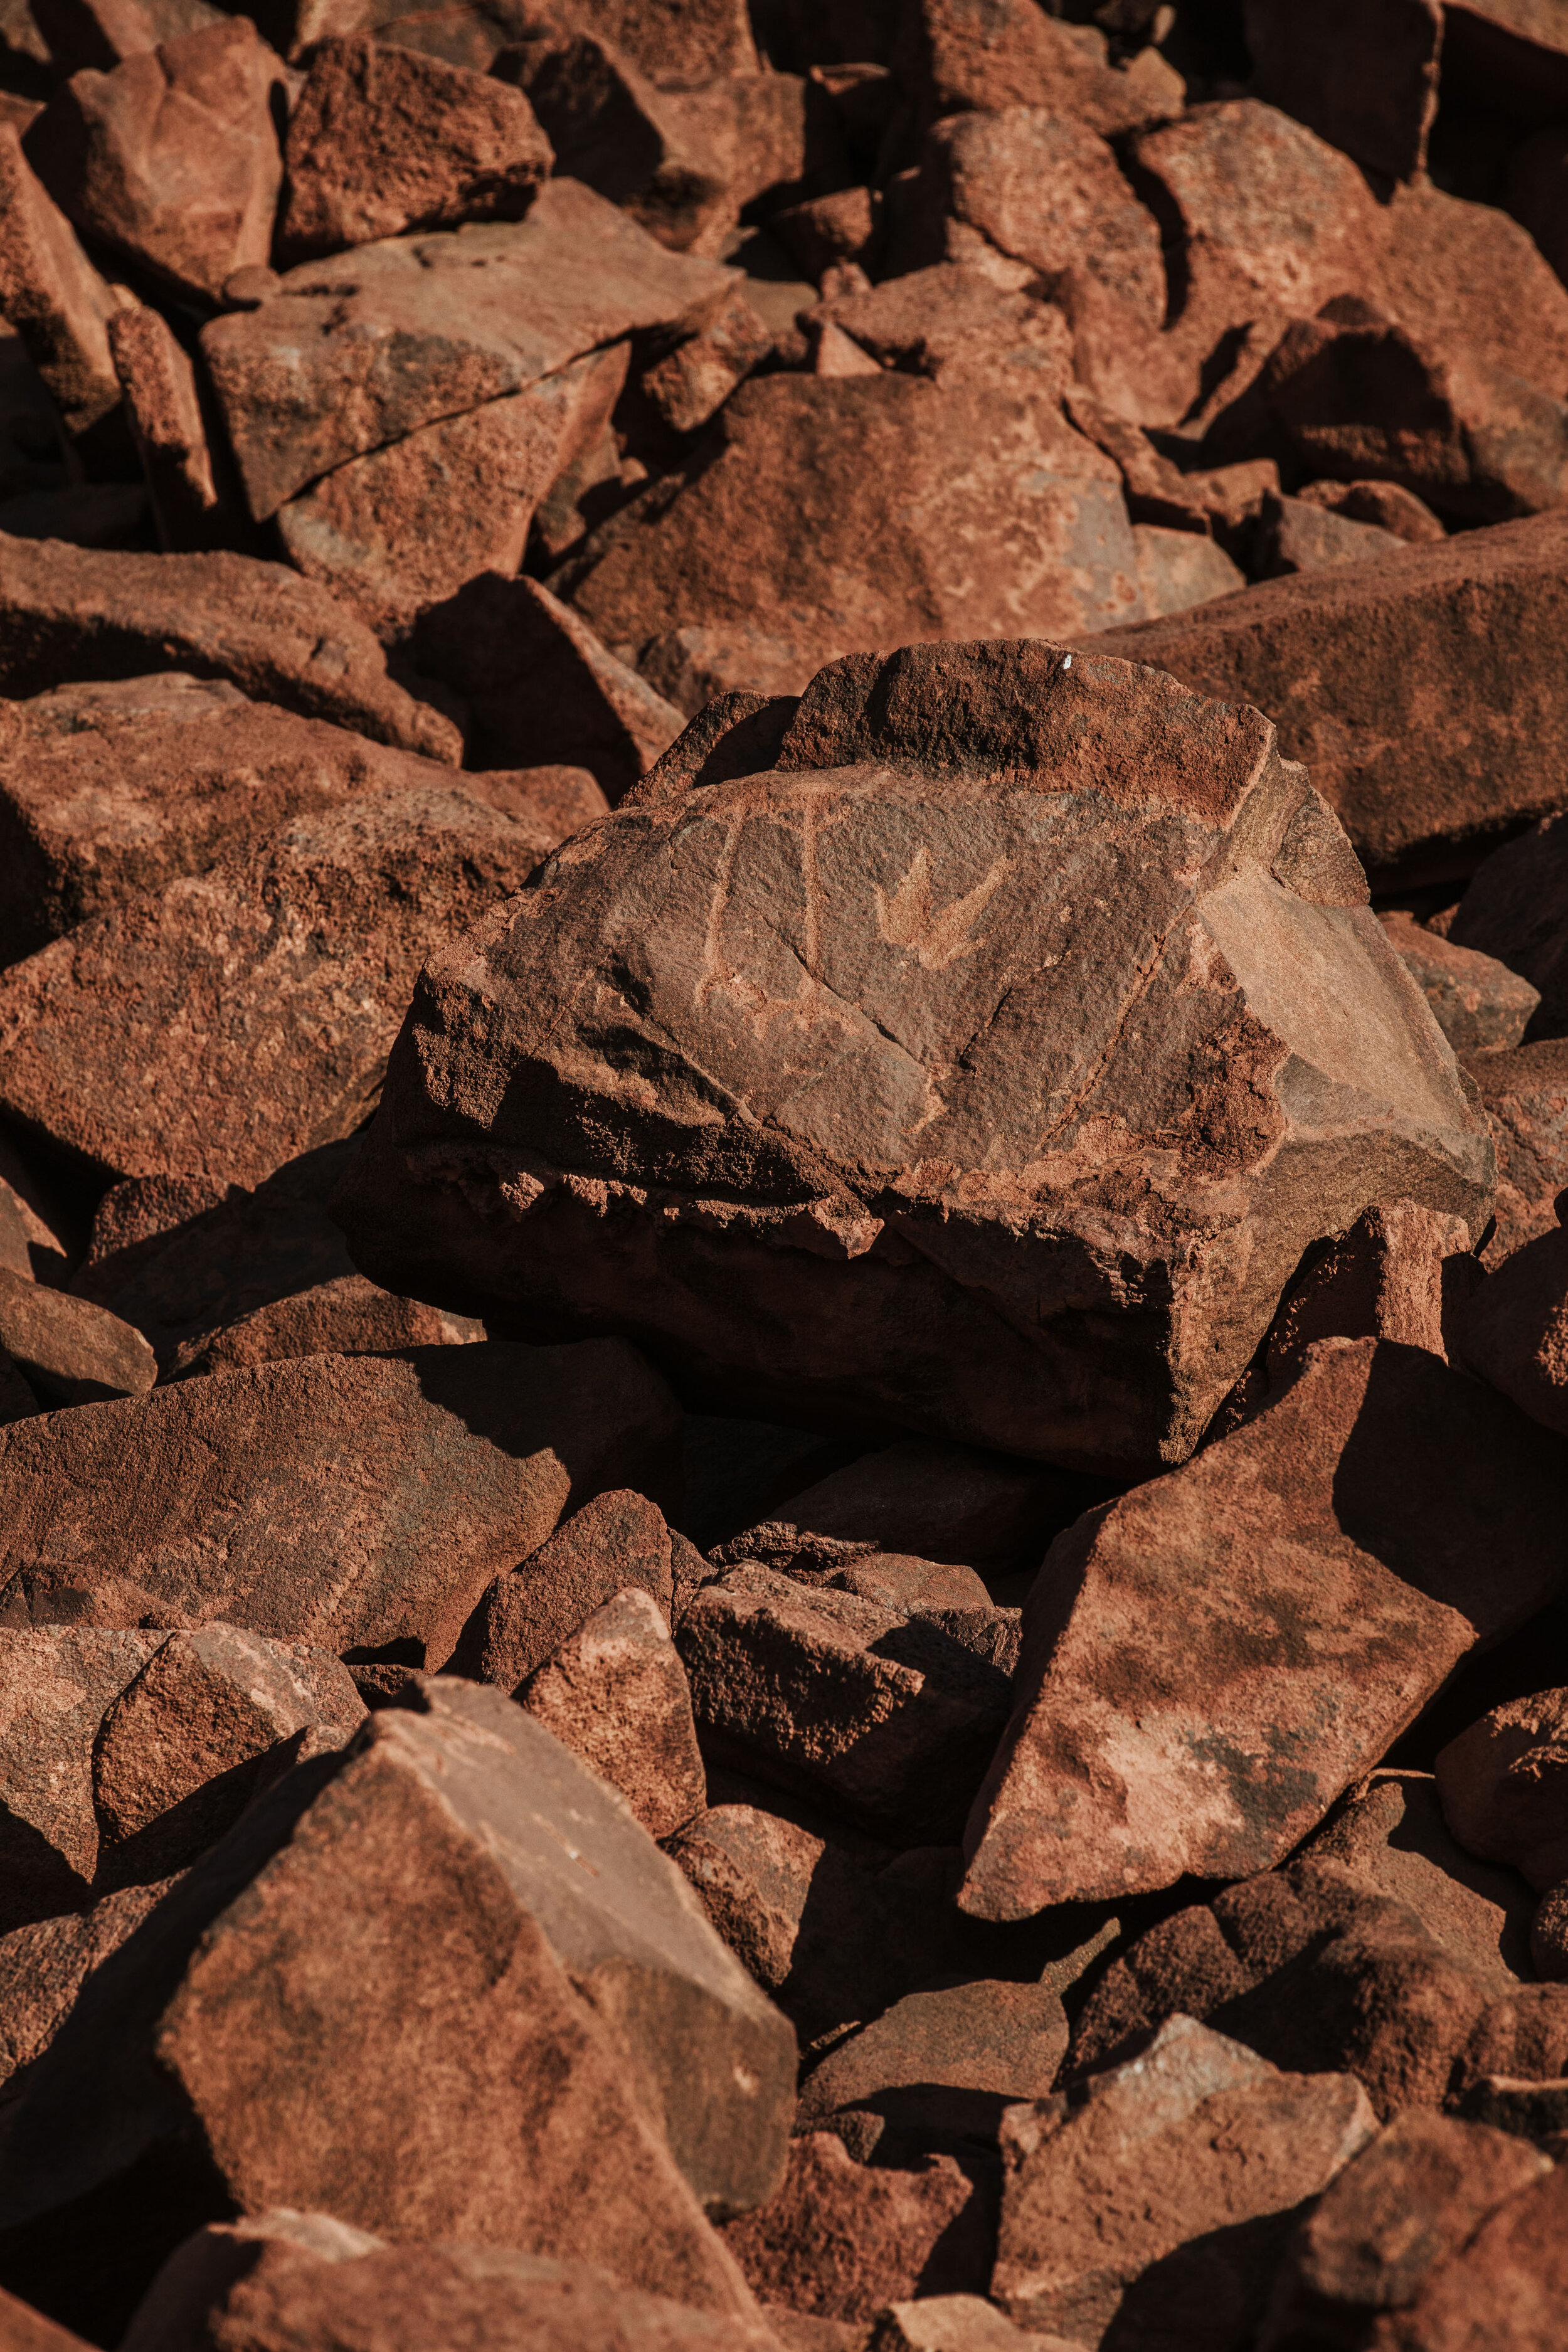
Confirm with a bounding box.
[1377,177,1568,400]
[559,368,1142,677]
[1449,809,1568,1032]
[106,307,228,555]
[720,2132,992,2323]
[1300,476,1447,541]
[1532,1880,1568,1979]
[1455,1222,1568,1439]
[0,125,125,467]
[278,37,550,262]
[678,1566,1012,1844]
[24,19,284,305]
[513,0,758,85]
[201,177,733,523]
[0,788,554,1188]
[1259,1201,1480,1380]
[0,1677,789,2342]
[1436,1687,1568,1891]
[723,1440,1066,1579]
[870,2301,1081,2352]
[1037,263,1194,432]
[0,1267,151,1404]
[1454,1981,1568,2095]
[808,263,1076,389]
[1461,1040,1568,1264]
[638,287,773,438]
[122,2218,781,2352]
[0,1337,677,1666]
[452,1487,692,1690]
[410,575,684,795]
[0,1877,172,2100]
[1244,0,1441,184]
[1257,2107,1549,2348]
[336,638,1490,1469]
[1093,511,1568,889]
[0,681,537,961]
[772,188,882,281]
[1507,125,1568,293]
[0,538,460,763]
[1258,487,1411,577]
[0,1133,74,1289]
[961,1340,1568,1920]
[994,2013,1375,2346]
[519,1584,706,1837]
[798,1974,1068,2160]
[0,1626,164,1921]
[0,2290,91,2352]
[1298,1769,1535,1986]
[30,0,161,74]
[1379,910,1540,1052]
[276,351,629,644]
[896,107,1165,332]
[1133,523,1246,618]
[1360,2164,1568,2349]
[167,1273,484,1377]
[892,0,1177,140]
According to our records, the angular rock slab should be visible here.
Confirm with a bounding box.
[960,1337,1568,1919]
[0,1679,787,2343]
[337,639,1491,1473]
[0,1339,679,1666]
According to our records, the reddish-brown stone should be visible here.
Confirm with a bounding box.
[0,1877,172,2102]
[0,124,125,461]
[1092,512,1568,889]
[122,2219,782,2352]
[1456,1224,1568,1438]
[23,19,285,304]
[719,2132,992,2323]
[1300,1769,1535,1986]
[0,1678,788,2343]
[0,788,553,1188]
[638,287,773,437]
[724,1440,1066,1579]
[1258,1201,1480,1382]
[337,640,1487,1471]
[1379,910,1540,1052]
[452,1487,689,1692]
[0,538,461,763]
[1300,477,1447,541]
[519,1584,707,1838]
[1436,1687,1568,1893]
[0,1338,678,1666]
[961,1339,1568,1920]
[201,177,733,522]
[0,2289,92,2352]
[509,0,757,85]
[893,0,1179,140]
[167,1273,484,1378]
[1378,177,1568,402]
[1258,488,1411,577]
[1461,1040,1568,1266]
[797,1974,1068,2161]
[1449,810,1568,1030]
[0,1266,152,1405]
[107,306,228,554]
[278,37,551,262]
[1360,2164,1568,2349]
[1244,0,1442,184]
[994,2014,1376,2346]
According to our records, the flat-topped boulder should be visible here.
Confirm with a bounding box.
[337,637,1490,1473]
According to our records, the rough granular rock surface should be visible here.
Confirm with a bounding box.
[338,638,1491,1473]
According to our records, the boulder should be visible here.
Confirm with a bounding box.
[1359,2164,1568,2349]
[0,125,125,467]
[507,0,757,85]
[336,639,1490,1471]
[0,680,548,963]
[107,307,229,554]
[719,1439,1066,1579]
[518,1585,707,1838]
[1252,1200,1478,1386]
[1456,1224,1568,1437]
[1449,811,1568,1031]
[992,2013,1376,2347]
[797,1974,1069,2161]
[0,1622,361,1924]
[0,1877,173,2100]
[1243,0,1442,184]
[277,349,629,645]
[961,1338,1567,1919]
[719,2132,992,2323]
[0,788,550,1188]
[166,1273,484,1378]
[1377,178,1568,401]
[452,1486,697,1691]
[0,1131,74,1288]
[201,177,733,521]
[1257,487,1410,577]
[0,1267,152,1403]
[1461,1039,1568,1265]
[1436,1688,1568,1891]
[869,2301,1080,2352]
[891,0,1178,141]
[0,1337,678,1666]
[1132,523,1246,618]
[0,1678,790,2341]
[1299,476,1447,541]
[637,286,774,438]
[121,2218,781,2352]
[1379,909,1540,1052]
[23,19,285,304]
[0,2291,90,2352]
[1091,511,1568,889]
[679,1566,1012,1843]
[560,369,1142,679]
[806,265,1076,391]
[0,537,461,763]
[278,36,551,260]
[1257,2108,1549,2349]
[408,574,684,795]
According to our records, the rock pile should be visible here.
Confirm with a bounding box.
[4,1,1568,2348]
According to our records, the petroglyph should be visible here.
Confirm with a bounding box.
[874,844,1014,972]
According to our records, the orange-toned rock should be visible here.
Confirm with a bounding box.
[892,0,1177,140]
[1456,1224,1568,1437]
[0,1266,152,1404]
[960,1339,1568,1920]
[1462,1039,1568,1265]
[167,1273,484,1379]
[278,36,551,261]
[1300,475,1446,540]
[1093,511,1568,888]
[0,537,461,763]
[1379,910,1540,1052]
[797,1974,1067,2161]
[0,1878,173,2102]
[0,124,124,467]
[23,19,284,304]
[1436,1687,1568,1892]
[1244,0,1441,184]
[519,1585,706,1837]
[452,1486,697,1690]
[0,1338,679,1666]
[0,1678,790,2343]
[336,639,1488,1472]
[107,307,229,554]
[1449,810,1568,1030]
[1361,2164,1568,2349]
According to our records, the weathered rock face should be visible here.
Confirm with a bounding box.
[107,306,231,554]
[0,1266,152,1404]
[1360,2164,1568,2349]
[1449,810,1568,1032]
[960,1338,1568,1919]
[0,124,125,465]
[1244,0,1443,186]
[892,0,1177,141]
[1092,511,1568,889]
[517,1584,707,1838]
[1436,1687,1568,1892]
[0,1680,788,2343]
[0,1338,678,1666]
[336,638,1491,1474]
[1379,910,1540,1054]
[1456,1224,1568,1438]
